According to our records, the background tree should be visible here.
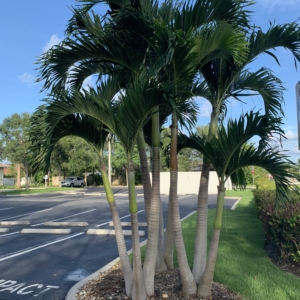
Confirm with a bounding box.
[0,113,33,189]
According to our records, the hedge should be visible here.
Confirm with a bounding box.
[252,189,300,262]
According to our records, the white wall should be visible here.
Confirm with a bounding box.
[150,172,232,195]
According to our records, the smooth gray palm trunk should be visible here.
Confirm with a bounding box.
[156,202,167,273]
[131,212,147,300]
[171,170,197,294]
[109,202,133,295]
[198,184,225,297]
[143,147,161,296]
[198,228,221,297]
[163,190,174,269]
[192,161,210,283]
[100,163,133,296]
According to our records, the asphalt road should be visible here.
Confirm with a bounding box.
[0,187,239,300]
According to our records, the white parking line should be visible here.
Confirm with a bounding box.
[95,209,144,227]
[178,195,192,200]
[0,208,52,221]
[0,207,13,211]
[0,232,84,262]
[0,231,20,237]
[31,209,97,227]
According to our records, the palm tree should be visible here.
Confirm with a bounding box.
[30,109,136,295]
[36,0,253,296]
[34,71,172,299]
[193,22,300,283]
[177,111,299,297]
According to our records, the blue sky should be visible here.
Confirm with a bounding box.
[1,0,300,161]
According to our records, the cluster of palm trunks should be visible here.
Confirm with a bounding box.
[29,0,300,299]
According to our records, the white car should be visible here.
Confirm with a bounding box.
[61,176,85,187]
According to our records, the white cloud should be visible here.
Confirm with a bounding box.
[43,34,62,52]
[197,98,211,117]
[18,72,36,85]
[284,130,298,140]
[258,0,300,10]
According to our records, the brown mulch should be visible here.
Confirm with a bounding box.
[76,263,242,300]
[76,243,300,300]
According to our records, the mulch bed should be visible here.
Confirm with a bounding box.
[76,242,300,300]
[76,263,242,300]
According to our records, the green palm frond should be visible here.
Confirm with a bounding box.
[227,67,285,117]
[247,22,300,68]
[30,109,109,172]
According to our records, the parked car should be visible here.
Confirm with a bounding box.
[61,176,85,187]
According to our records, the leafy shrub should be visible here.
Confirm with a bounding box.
[255,176,276,190]
[253,189,300,262]
[93,174,103,186]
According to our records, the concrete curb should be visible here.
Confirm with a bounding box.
[21,228,72,234]
[229,197,242,210]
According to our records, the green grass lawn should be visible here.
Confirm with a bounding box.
[0,187,75,195]
[180,189,300,300]
[138,189,300,299]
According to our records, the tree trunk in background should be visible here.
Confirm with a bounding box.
[16,163,21,189]
[24,161,29,190]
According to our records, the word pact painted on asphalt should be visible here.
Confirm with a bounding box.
[0,280,58,297]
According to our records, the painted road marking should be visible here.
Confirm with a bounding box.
[178,195,192,200]
[0,207,13,211]
[0,221,30,225]
[0,208,52,221]
[31,209,96,227]
[0,231,20,237]
[44,221,89,226]
[95,209,144,227]
[0,280,58,297]
[109,221,147,227]
[21,228,72,234]
[0,232,84,262]
[87,229,145,236]
[0,229,9,233]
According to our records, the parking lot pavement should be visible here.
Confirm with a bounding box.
[0,191,240,300]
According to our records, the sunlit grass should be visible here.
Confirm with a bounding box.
[181,189,300,300]
[0,187,75,195]
[139,189,300,299]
